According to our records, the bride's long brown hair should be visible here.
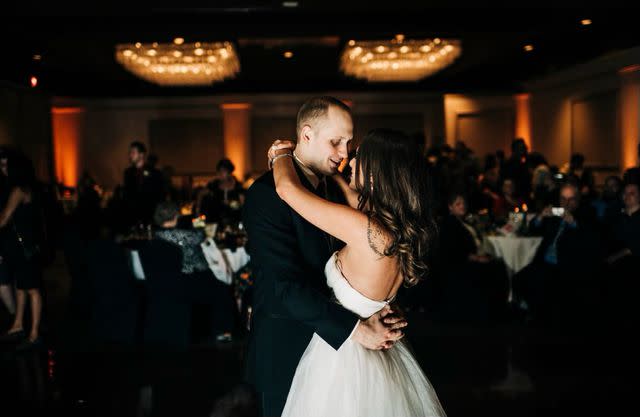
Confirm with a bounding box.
[355,129,437,287]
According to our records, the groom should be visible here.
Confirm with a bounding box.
[242,96,407,416]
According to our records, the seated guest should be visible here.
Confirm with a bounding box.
[438,191,509,322]
[606,183,640,263]
[153,202,235,342]
[603,182,640,324]
[492,179,525,225]
[592,176,624,225]
[529,153,557,213]
[516,183,601,324]
[198,158,245,227]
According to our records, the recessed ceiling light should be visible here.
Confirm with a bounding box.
[284,51,294,58]
[30,76,38,88]
[581,19,592,26]
[282,1,298,7]
[524,44,534,52]
[32,54,42,61]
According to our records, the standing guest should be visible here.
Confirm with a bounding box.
[0,148,15,316]
[502,138,531,202]
[0,151,45,349]
[122,141,165,228]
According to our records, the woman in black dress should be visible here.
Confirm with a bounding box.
[0,151,44,348]
[198,158,245,226]
[0,148,15,316]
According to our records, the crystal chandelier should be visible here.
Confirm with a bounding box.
[340,36,461,82]
[115,41,240,86]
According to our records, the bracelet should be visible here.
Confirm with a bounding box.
[269,152,293,169]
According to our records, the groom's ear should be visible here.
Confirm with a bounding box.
[301,125,313,143]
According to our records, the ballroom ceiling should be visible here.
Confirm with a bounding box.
[2,3,638,97]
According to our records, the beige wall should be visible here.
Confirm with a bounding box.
[53,92,444,189]
[526,47,640,174]
[444,94,516,158]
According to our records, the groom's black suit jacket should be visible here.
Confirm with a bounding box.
[242,163,359,403]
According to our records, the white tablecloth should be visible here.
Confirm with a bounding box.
[484,236,543,278]
[129,240,250,285]
[484,236,543,303]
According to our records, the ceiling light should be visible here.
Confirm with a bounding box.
[115,41,240,86]
[340,37,461,82]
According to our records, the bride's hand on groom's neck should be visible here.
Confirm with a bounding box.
[352,305,408,350]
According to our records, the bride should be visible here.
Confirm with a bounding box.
[268,128,446,417]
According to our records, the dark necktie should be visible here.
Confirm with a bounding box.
[316,177,327,199]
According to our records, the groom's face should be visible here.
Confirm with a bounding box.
[304,106,353,176]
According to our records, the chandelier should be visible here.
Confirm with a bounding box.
[340,36,461,82]
[115,41,240,86]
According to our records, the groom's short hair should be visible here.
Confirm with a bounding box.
[296,96,352,139]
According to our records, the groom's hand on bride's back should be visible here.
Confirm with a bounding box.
[353,305,408,350]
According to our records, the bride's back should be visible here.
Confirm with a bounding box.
[336,237,404,303]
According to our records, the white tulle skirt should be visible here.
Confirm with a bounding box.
[282,333,446,417]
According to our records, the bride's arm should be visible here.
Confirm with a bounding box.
[272,153,369,249]
[332,173,360,209]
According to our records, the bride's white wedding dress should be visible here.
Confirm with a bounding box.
[282,252,446,417]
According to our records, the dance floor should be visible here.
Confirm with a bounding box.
[0,254,633,417]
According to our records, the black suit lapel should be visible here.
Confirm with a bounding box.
[290,163,334,274]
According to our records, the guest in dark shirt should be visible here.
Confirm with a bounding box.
[123,141,165,228]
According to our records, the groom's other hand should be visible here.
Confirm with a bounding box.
[353,305,407,350]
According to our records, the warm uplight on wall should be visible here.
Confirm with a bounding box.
[515,94,532,150]
[619,65,640,170]
[52,107,84,187]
